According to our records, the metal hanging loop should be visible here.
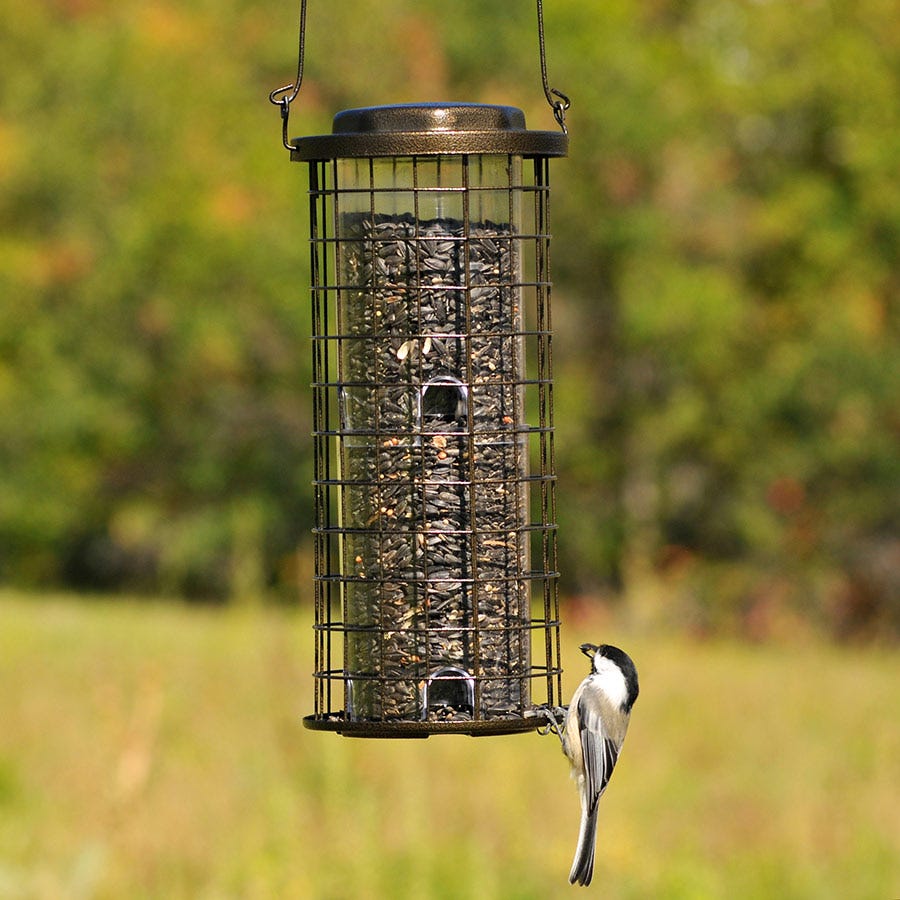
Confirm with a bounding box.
[536,0,571,134]
[268,0,308,152]
[270,0,571,150]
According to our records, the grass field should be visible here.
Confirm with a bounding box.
[0,592,897,899]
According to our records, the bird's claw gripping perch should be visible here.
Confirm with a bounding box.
[534,705,568,739]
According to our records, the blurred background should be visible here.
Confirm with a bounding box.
[1,0,898,897]
[1,0,898,635]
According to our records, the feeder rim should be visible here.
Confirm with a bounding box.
[302,709,559,738]
[290,102,568,161]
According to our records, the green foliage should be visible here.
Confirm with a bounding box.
[543,0,899,633]
[0,1,897,628]
[1,0,310,597]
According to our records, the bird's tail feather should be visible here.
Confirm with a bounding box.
[568,803,598,886]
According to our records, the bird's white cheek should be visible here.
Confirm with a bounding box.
[594,661,629,709]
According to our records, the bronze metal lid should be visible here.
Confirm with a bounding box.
[291,102,568,161]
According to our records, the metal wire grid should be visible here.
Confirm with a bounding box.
[305,155,561,737]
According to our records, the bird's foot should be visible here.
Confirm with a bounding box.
[533,705,568,740]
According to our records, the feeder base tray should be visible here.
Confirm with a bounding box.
[302,711,555,739]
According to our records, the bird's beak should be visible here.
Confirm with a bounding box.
[579,643,599,659]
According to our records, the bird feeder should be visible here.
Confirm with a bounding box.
[272,1,567,737]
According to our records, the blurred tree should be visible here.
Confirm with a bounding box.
[0,0,896,632]
[544,0,899,634]
[0,0,311,597]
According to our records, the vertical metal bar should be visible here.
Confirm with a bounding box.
[545,158,562,707]
[327,158,343,717]
[412,155,428,720]
[367,156,390,720]
[534,156,561,707]
[311,159,333,716]
[534,157,550,706]
[309,161,323,716]
[459,153,484,718]
[507,153,530,714]
[544,158,562,707]
[327,161,340,716]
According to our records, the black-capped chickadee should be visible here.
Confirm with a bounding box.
[563,643,639,887]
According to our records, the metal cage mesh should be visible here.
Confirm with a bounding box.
[306,154,561,737]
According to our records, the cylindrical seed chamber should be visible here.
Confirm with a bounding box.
[339,155,529,721]
[299,105,564,736]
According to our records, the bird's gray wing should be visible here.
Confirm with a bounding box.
[578,694,620,812]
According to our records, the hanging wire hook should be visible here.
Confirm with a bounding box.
[268,0,309,152]
[536,0,570,134]
[270,0,569,149]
